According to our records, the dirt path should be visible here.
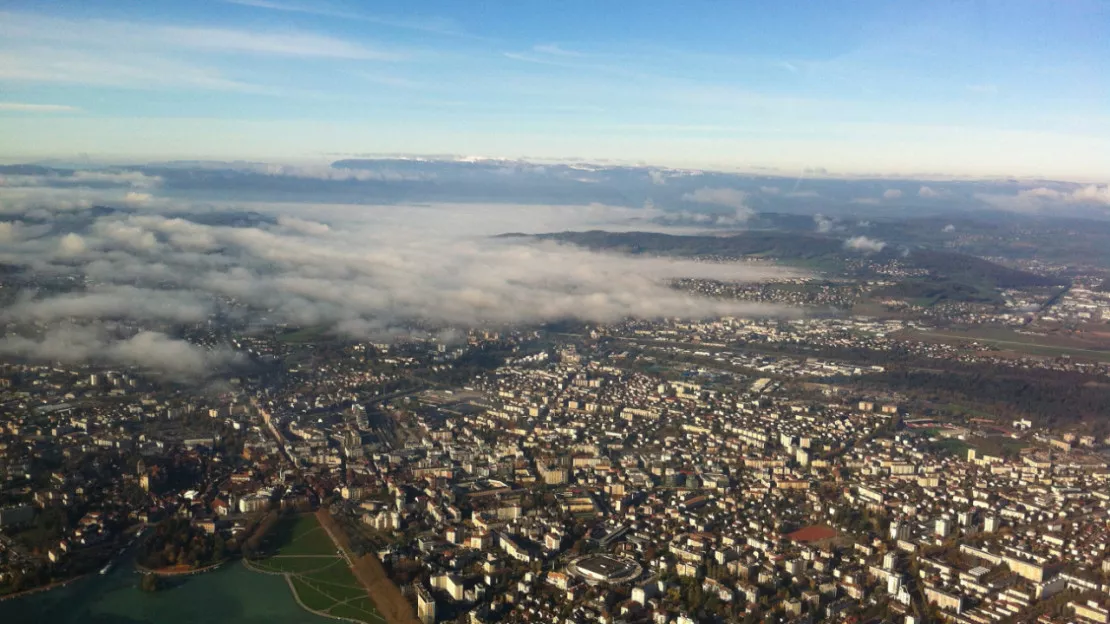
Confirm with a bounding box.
[315,509,420,624]
[283,575,366,624]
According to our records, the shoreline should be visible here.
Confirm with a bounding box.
[134,560,228,577]
[0,573,88,603]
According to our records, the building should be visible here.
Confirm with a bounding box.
[416,583,436,624]
[1070,600,1110,624]
[538,465,568,485]
[924,584,964,614]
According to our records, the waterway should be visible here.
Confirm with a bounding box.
[0,554,333,624]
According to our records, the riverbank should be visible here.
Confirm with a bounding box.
[0,574,87,603]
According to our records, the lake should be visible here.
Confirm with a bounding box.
[0,556,333,624]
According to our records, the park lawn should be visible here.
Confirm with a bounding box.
[290,577,335,611]
[295,575,363,611]
[329,599,385,622]
[251,513,384,623]
[270,515,337,556]
[251,556,338,575]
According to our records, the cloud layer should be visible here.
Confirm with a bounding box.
[681,187,753,223]
[0,176,800,378]
[0,326,242,379]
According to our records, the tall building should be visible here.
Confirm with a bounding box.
[416,583,436,624]
[984,515,1000,533]
[890,521,909,541]
[539,465,568,485]
[935,518,951,538]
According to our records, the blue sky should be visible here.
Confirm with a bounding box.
[0,0,1107,179]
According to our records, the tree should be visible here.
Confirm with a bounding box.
[139,573,162,593]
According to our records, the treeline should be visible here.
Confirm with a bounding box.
[839,367,1110,431]
[240,510,280,559]
[873,279,1001,305]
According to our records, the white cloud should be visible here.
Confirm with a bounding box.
[0,167,804,380]
[1019,187,1065,200]
[0,50,262,93]
[533,44,584,57]
[248,163,432,181]
[883,189,902,199]
[0,11,398,94]
[649,170,667,185]
[0,170,162,189]
[1066,185,1110,205]
[124,191,153,204]
[57,233,87,255]
[3,200,799,342]
[918,185,942,198]
[0,11,397,60]
[681,187,753,222]
[0,220,24,242]
[0,326,241,379]
[0,101,80,112]
[3,286,212,324]
[813,214,834,233]
[223,0,471,38]
[278,215,330,235]
[159,26,400,60]
[844,236,886,252]
[978,184,1110,212]
[942,224,956,232]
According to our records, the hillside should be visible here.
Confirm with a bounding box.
[518,230,1062,294]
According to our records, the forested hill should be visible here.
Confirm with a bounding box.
[513,230,1061,289]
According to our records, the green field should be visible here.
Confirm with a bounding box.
[248,515,383,623]
[277,326,332,344]
[934,438,973,457]
[913,328,1110,363]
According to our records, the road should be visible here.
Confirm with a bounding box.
[250,397,295,466]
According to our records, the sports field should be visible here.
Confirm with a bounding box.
[247,514,383,623]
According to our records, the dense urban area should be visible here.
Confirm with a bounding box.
[3,245,1110,624]
[2,0,1106,620]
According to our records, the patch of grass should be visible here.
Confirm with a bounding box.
[934,438,973,457]
[329,599,385,622]
[265,515,337,556]
[249,514,382,623]
[278,326,332,344]
[251,556,337,575]
[290,577,335,610]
